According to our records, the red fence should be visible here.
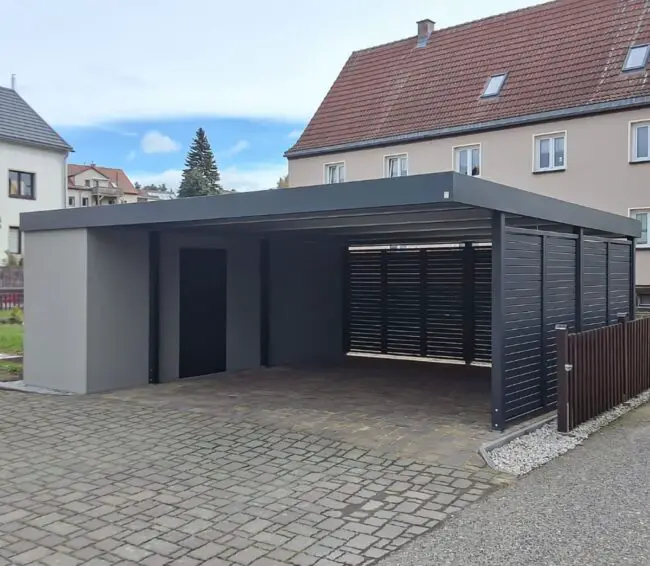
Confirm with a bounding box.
[556,316,650,432]
[0,288,23,310]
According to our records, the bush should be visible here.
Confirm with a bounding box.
[9,307,23,324]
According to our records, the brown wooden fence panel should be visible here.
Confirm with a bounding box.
[557,317,650,432]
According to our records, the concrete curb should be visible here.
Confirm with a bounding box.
[479,413,557,472]
[0,380,73,396]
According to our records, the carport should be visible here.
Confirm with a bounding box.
[21,172,639,430]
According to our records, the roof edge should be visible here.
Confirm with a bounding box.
[285,96,650,159]
[0,133,73,153]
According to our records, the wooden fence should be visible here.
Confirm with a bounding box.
[0,288,24,310]
[556,316,650,432]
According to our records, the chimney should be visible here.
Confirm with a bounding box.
[10,74,16,90]
[417,19,435,47]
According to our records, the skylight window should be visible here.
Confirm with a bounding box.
[623,44,650,71]
[482,73,507,98]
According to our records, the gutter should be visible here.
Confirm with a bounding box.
[286,96,650,159]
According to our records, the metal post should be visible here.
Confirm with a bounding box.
[260,238,270,367]
[540,236,548,408]
[148,231,160,385]
[419,249,428,358]
[462,242,475,365]
[342,241,351,355]
[556,324,570,433]
[629,237,636,321]
[575,228,584,332]
[605,242,611,323]
[380,250,388,354]
[618,313,629,400]
[491,212,506,431]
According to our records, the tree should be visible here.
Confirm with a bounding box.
[178,128,224,197]
[277,174,289,188]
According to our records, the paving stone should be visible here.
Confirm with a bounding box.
[41,552,82,566]
[346,534,378,551]
[113,544,152,562]
[434,493,457,505]
[230,546,267,565]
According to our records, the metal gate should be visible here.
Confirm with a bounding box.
[346,244,491,364]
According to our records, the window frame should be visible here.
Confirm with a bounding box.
[323,162,345,184]
[81,197,89,207]
[8,170,35,200]
[533,131,567,173]
[623,44,650,72]
[384,153,409,178]
[481,73,508,98]
[630,120,650,163]
[629,208,649,248]
[7,227,21,255]
[68,195,76,207]
[452,144,482,177]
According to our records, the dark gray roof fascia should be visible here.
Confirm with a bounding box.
[285,96,650,159]
[20,172,640,239]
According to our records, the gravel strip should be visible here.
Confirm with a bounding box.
[489,388,650,476]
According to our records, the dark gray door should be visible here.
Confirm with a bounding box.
[179,248,227,378]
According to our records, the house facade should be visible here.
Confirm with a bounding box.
[0,87,71,260]
[67,164,140,207]
[285,0,650,304]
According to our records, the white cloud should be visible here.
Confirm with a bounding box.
[222,140,250,158]
[130,162,287,193]
[126,150,137,161]
[288,129,303,139]
[141,130,181,154]
[1,0,548,127]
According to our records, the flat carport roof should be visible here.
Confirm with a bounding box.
[21,172,641,242]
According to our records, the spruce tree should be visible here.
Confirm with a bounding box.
[178,128,224,197]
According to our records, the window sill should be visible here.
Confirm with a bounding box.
[629,159,650,165]
[636,245,650,249]
[533,168,566,175]
[8,194,35,200]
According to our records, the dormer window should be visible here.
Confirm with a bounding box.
[482,73,507,98]
[623,45,650,71]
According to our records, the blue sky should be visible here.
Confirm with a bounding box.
[1,0,548,192]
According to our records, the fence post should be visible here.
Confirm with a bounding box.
[618,313,629,400]
[556,324,571,433]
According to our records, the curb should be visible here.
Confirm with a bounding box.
[479,413,557,472]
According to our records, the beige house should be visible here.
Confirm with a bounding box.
[286,0,650,305]
[67,164,141,207]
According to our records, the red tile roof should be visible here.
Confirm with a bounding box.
[68,163,139,195]
[287,0,650,157]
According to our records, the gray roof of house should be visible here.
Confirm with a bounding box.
[0,87,72,152]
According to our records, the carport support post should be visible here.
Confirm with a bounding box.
[148,231,160,384]
[629,237,636,321]
[491,212,506,431]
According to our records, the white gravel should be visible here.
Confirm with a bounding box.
[489,388,650,476]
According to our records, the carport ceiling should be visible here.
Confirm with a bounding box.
[21,172,641,243]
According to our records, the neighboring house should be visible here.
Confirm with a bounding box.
[0,86,71,259]
[285,0,650,302]
[67,164,141,206]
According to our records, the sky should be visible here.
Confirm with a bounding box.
[1,0,548,192]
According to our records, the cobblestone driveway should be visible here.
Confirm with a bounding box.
[0,378,504,566]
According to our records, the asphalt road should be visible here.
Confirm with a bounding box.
[380,403,650,566]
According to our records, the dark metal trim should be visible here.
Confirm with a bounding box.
[491,212,506,431]
[259,238,270,367]
[148,231,160,385]
[21,172,640,240]
[342,242,351,354]
[629,237,637,321]
[540,235,548,408]
[576,228,584,332]
[285,96,650,158]
[380,250,388,354]
[462,242,475,364]
[505,226,579,239]
[419,249,428,357]
[605,241,611,323]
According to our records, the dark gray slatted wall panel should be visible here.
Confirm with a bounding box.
[608,242,631,322]
[386,251,422,356]
[583,240,608,329]
[425,249,465,360]
[348,250,383,353]
[503,232,544,421]
[473,248,492,363]
[544,236,577,407]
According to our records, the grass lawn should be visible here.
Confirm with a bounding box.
[0,323,23,355]
[0,361,21,381]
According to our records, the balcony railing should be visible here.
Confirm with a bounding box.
[91,185,121,197]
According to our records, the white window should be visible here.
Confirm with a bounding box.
[623,45,650,71]
[385,154,408,178]
[534,133,566,172]
[82,197,89,207]
[8,227,21,255]
[68,196,76,207]
[325,162,345,184]
[482,73,507,97]
[454,145,481,177]
[638,293,650,308]
[631,122,650,162]
[631,210,649,246]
